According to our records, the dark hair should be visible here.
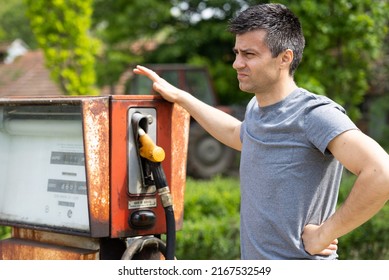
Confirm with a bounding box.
[228,3,305,76]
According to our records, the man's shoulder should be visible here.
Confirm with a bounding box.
[297,88,346,113]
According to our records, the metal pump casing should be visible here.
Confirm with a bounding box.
[0,95,190,259]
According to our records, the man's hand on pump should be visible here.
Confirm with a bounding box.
[133,65,184,103]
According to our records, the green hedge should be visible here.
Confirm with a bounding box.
[175,176,241,260]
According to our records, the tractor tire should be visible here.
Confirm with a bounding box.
[187,123,236,179]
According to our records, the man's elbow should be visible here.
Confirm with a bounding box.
[372,163,389,201]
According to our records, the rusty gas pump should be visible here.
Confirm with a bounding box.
[0,95,189,260]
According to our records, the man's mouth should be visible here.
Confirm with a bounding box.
[237,72,248,80]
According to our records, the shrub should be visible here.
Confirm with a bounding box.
[175,176,241,260]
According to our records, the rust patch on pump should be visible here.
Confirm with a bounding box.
[170,104,190,230]
[82,97,110,237]
[0,238,99,260]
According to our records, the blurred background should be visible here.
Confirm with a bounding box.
[0,0,388,259]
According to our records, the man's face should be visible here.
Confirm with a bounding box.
[233,29,281,95]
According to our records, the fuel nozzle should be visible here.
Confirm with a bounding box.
[138,128,165,163]
[138,128,170,201]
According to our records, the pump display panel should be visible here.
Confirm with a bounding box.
[0,104,90,233]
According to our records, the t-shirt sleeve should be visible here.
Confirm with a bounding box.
[305,101,358,154]
[240,97,256,142]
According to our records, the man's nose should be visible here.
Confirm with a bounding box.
[233,55,244,70]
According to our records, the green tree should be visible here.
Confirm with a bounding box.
[281,0,389,120]
[92,0,174,91]
[25,0,100,95]
[0,0,36,47]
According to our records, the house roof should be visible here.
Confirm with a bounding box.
[0,50,63,97]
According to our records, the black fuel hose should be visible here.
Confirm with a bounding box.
[163,205,176,260]
[147,160,176,260]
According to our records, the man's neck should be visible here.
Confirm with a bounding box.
[255,79,298,107]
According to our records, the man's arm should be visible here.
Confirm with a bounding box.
[302,129,389,255]
[133,65,242,151]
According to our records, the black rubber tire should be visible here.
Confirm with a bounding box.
[187,123,236,179]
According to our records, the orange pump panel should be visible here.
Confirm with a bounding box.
[110,95,189,238]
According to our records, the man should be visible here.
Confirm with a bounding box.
[133,3,389,259]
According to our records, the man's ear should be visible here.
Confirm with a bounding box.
[279,49,294,70]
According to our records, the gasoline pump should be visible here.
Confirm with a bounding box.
[0,95,190,260]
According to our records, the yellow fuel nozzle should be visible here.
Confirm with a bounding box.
[138,128,165,162]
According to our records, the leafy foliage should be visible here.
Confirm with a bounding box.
[175,176,241,259]
[25,0,100,95]
[281,0,389,120]
[0,0,36,47]
[92,0,173,89]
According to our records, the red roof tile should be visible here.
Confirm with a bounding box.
[0,50,63,97]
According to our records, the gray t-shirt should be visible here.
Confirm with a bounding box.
[239,88,358,259]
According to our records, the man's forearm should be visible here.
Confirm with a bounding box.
[176,90,242,151]
[320,166,389,244]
